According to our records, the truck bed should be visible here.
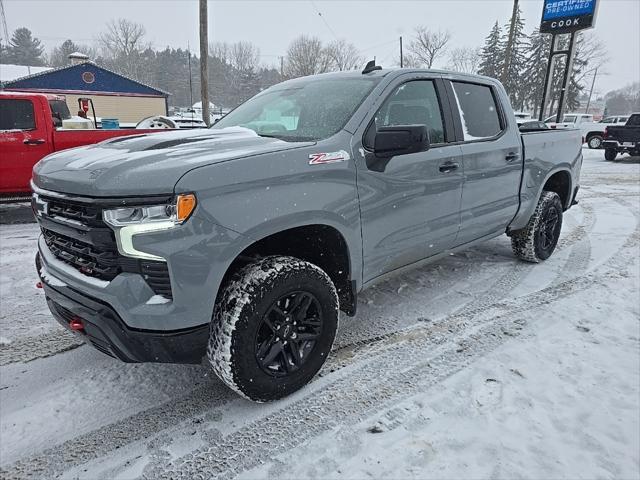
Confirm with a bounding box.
[509,128,583,230]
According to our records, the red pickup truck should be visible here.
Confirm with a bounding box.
[0,91,170,200]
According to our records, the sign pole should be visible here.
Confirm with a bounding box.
[555,31,578,123]
[539,33,557,121]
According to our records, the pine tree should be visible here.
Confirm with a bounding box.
[522,28,551,117]
[500,6,528,111]
[5,28,45,66]
[49,40,80,67]
[478,21,503,78]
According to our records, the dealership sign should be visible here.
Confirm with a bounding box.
[540,0,598,34]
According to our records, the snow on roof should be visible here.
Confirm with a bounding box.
[68,52,89,59]
[0,64,53,83]
[192,101,219,110]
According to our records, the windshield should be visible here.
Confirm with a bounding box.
[212,77,380,141]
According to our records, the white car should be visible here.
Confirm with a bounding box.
[545,114,630,149]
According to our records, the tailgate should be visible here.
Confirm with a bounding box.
[607,126,640,143]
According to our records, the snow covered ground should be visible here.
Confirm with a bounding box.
[0,148,638,479]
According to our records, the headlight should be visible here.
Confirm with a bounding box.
[103,194,196,260]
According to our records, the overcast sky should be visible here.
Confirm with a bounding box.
[3,0,639,95]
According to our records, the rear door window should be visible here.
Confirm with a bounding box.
[0,99,36,131]
[451,82,502,141]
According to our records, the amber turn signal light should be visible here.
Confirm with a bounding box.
[176,194,197,222]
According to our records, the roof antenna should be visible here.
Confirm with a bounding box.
[362,59,382,74]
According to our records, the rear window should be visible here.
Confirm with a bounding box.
[627,115,640,126]
[0,99,36,131]
[451,82,502,140]
[49,99,71,121]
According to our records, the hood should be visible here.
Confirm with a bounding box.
[33,127,313,197]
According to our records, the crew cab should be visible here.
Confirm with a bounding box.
[0,92,170,200]
[32,68,582,402]
[602,113,640,160]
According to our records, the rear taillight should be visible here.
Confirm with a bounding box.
[604,127,609,139]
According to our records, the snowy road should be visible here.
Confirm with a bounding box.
[1,149,638,479]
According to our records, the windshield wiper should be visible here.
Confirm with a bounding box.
[256,133,283,139]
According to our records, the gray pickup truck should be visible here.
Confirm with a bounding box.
[32,67,582,401]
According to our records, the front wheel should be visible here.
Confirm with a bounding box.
[510,191,563,263]
[208,256,338,402]
[604,148,618,161]
[587,134,603,149]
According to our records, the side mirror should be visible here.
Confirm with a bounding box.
[374,125,430,158]
[52,116,62,128]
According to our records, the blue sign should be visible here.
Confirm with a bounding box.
[543,0,596,20]
[540,0,598,33]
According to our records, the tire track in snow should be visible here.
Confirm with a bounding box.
[146,240,638,480]
[0,328,83,366]
[445,198,596,321]
[4,219,637,480]
[555,202,595,285]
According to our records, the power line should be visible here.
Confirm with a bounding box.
[309,0,339,41]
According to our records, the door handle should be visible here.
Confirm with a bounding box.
[505,152,520,162]
[439,162,459,173]
[24,138,46,145]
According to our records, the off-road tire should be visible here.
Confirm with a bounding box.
[510,191,563,263]
[587,134,603,149]
[604,148,618,161]
[207,256,338,402]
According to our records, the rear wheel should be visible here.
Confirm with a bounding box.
[604,148,618,161]
[587,134,603,149]
[510,191,563,263]
[208,256,338,402]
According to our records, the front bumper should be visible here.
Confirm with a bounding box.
[37,253,209,364]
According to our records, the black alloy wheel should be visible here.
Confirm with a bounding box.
[255,291,323,376]
[537,205,561,254]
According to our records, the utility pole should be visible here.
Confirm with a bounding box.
[585,67,598,114]
[279,56,284,78]
[187,43,193,107]
[399,36,403,68]
[501,0,519,84]
[199,0,210,126]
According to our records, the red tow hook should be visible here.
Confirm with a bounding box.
[69,317,85,333]
[36,281,43,289]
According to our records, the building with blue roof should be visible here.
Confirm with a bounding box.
[1,57,169,124]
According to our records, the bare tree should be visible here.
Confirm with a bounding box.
[572,32,608,87]
[230,41,260,73]
[98,18,147,59]
[210,41,260,73]
[209,41,230,65]
[408,27,451,68]
[97,19,149,79]
[325,39,363,71]
[284,35,331,78]
[445,47,482,74]
[209,41,262,106]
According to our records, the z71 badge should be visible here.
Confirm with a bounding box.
[308,150,351,165]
